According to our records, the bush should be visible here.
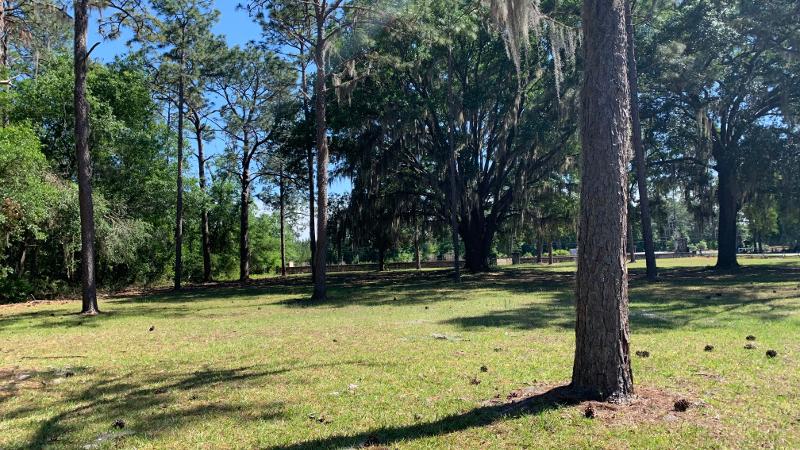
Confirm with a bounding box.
[0,277,33,303]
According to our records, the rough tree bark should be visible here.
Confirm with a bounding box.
[571,0,634,401]
[625,0,656,280]
[74,0,99,314]
[548,241,553,265]
[715,156,739,269]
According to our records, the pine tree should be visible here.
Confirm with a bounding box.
[571,0,634,401]
[145,0,219,289]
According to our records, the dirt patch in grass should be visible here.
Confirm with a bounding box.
[483,383,717,428]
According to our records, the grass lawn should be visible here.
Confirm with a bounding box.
[1,257,799,449]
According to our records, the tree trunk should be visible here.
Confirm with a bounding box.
[414,217,422,270]
[377,247,386,271]
[196,126,212,282]
[300,47,316,283]
[536,234,544,263]
[571,0,634,401]
[625,0,656,281]
[446,47,461,282]
[628,213,636,263]
[1,0,8,126]
[312,31,328,300]
[447,159,462,279]
[15,241,26,276]
[74,0,99,315]
[460,209,494,272]
[240,149,251,282]
[279,165,287,277]
[548,241,554,265]
[715,158,739,270]
[0,1,6,71]
[174,47,185,290]
[307,131,316,280]
[462,233,491,272]
[30,242,38,278]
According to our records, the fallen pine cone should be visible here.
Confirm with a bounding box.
[704,345,714,352]
[673,399,690,412]
[635,350,650,358]
[766,350,778,358]
[584,404,596,419]
[746,335,756,341]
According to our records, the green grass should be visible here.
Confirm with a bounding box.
[1,257,799,449]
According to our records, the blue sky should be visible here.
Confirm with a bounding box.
[86,2,350,210]
[88,2,260,61]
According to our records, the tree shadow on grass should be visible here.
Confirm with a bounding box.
[0,306,197,332]
[649,264,800,286]
[5,263,798,334]
[6,360,379,449]
[264,385,575,450]
[440,264,800,333]
[278,269,576,309]
[113,270,455,306]
[438,290,575,331]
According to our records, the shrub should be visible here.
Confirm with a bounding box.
[0,277,33,303]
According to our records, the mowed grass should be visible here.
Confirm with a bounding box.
[1,257,799,449]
